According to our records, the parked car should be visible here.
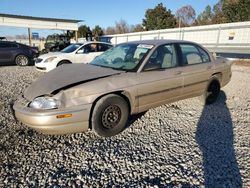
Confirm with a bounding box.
[14,40,232,137]
[42,34,71,53]
[0,37,7,41]
[35,42,113,72]
[0,41,38,66]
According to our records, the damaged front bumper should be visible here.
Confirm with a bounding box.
[13,96,91,135]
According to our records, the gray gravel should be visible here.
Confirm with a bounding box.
[0,65,249,187]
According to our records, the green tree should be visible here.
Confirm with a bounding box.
[142,3,176,30]
[78,25,91,39]
[212,0,227,24]
[131,24,144,32]
[92,25,104,40]
[197,5,213,25]
[66,30,75,38]
[222,0,250,22]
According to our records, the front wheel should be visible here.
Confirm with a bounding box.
[91,94,129,137]
[15,54,29,66]
[57,61,71,67]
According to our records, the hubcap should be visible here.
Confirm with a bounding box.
[16,55,28,66]
[101,105,121,129]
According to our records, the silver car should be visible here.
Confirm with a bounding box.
[14,40,232,137]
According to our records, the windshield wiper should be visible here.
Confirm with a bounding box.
[110,65,128,71]
[91,64,127,71]
[91,64,110,69]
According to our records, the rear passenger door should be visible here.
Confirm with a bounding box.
[178,43,213,98]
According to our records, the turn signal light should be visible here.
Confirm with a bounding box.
[56,114,72,119]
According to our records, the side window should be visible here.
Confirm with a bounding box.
[144,44,177,70]
[98,44,112,52]
[198,46,210,63]
[89,43,97,52]
[133,47,148,60]
[180,44,209,65]
[161,45,177,68]
[84,43,97,53]
[0,42,17,48]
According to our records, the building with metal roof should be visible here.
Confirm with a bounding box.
[0,13,82,45]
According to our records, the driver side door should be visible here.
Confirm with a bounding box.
[137,44,184,112]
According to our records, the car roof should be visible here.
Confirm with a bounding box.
[83,41,113,45]
[123,39,195,46]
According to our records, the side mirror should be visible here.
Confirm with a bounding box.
[77,49,84,54]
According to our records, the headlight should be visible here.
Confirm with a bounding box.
[44,56,57,63]
[29,96,61,110]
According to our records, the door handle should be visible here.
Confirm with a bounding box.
[175,71,182,75]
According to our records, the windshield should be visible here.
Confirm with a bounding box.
[90,43,153,71]
[61,44,82,53]
[46,36,54,43]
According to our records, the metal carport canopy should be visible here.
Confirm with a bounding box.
[0,13,81,30]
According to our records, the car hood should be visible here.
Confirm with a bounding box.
[24,64,124,101]
[38,52,63,59]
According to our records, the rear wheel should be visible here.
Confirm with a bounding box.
[203,80,221,105]
[15,54,29,66]
[91,94,129,137]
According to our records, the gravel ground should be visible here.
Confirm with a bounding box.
[0,65,249,187]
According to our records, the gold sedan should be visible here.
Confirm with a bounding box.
[14,40,232,137]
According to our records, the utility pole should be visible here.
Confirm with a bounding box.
[179,17,182,28]
[28,28,32,46]
[75,30,78,42]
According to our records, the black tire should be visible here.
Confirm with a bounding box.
[91,94,129,137]
[15,54,29,66]
[57,60,71,67]
[203,80,221,105]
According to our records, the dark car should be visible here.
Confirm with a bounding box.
[0,37,7,41]
[42,34,70,54]
[0,41,39,66]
